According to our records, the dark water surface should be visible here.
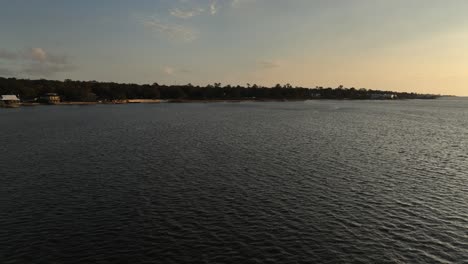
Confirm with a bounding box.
[1,98,467,263]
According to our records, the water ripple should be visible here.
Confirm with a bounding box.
[1,99,467,263]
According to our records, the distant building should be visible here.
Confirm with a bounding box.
[0,95,21,108]
[40,93,61,104]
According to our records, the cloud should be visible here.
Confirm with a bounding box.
[207,0,253,15]
[23,48,75,76]
[210,0,218,15]
[162,66,192,76]
[259,60,281,69]
[163,66,175,75]
[143,18,197,42]
[29,48,47,62]
[0,48,75,77]
[170,7,204,19]
[140,0,256,42]
[230,0,242,7]
[230,0,255,8]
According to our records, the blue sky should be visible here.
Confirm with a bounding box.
[1,0,468,95]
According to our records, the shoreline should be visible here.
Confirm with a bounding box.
[18,99,309,106]
[6,97,445,108]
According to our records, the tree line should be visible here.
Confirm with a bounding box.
[0,77,439,102]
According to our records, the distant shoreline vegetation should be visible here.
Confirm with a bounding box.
[0,77,440,103]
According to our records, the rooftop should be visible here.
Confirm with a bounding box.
[1,95,20,101]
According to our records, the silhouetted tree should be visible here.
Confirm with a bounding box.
[0,77,440,102]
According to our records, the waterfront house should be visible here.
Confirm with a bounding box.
[39,93,61,104]
[0,95,21,108]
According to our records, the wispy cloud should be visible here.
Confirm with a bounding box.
[170,7,204,19]
[0,48,75,77]
[210,0,218,15]
[230,0,256,8]
[140,0,255,42]
[163,66,175,75]
[162,66,192,76]
[143,17,197,42]
[230,0,244,7]
[210,0,254,14]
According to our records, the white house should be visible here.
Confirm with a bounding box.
[0,95,21,107]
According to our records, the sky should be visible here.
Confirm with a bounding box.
[0,0,468,96]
